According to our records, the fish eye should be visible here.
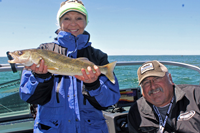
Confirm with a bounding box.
[18,51,23,55]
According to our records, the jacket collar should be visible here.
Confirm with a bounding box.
[137,97,156,127]
[54,30,91,50]
[174,84,185,102]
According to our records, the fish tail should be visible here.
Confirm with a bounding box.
[104,61,117,84]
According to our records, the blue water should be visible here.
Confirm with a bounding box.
[1,55,200,90]
[108,55,200,89]
[0,55,199,124]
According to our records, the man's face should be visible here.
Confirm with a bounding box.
[141,73,174,107]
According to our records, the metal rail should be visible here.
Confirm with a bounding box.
[1,61,200,74]
[0,64,24,72]
[116,61,200,74]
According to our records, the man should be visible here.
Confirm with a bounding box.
[128,60,200,133]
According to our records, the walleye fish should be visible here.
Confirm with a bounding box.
[8,49,117,84]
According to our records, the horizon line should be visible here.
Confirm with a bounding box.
[1,54,200,58]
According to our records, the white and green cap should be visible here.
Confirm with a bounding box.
[57,2,88,26]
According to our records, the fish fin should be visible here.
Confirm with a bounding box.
[103,61,117,84]
[8,60,16,63]
[48,67,58,70]
[76,57,89,61]
[76,57,94,64]
[31,56,42,65]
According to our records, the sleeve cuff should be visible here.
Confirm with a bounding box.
[32,71,52,79]
[84,78,100,91]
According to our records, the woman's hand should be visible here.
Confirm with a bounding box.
[25,59,48,74]
[75,65,101,83]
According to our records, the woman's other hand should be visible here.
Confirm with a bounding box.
[75,65,101,83]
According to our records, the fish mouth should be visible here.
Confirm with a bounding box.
[7,52,20,63]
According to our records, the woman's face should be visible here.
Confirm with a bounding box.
[60,11,87,37]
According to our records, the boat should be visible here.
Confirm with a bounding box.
[0,61,200,133]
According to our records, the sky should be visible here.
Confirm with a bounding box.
[0,0,200,57]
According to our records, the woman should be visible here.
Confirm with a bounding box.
[19,0,120,133]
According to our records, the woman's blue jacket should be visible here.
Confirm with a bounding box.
[19,31,120,133]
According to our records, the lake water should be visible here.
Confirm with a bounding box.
[0,55,200,91]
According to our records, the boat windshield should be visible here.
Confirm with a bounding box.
[0,68,30,121]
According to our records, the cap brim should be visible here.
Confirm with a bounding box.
[138,72,165,85]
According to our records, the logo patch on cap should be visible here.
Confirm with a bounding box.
[141,63,154,74]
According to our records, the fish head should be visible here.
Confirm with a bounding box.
[8,50,34,66]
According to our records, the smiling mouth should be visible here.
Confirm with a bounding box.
[148,87,163,96]
[69,29,78,33]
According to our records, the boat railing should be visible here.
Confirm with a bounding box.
[1,61,200,73]
[0,61,200,132]
[116,61,200,74]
